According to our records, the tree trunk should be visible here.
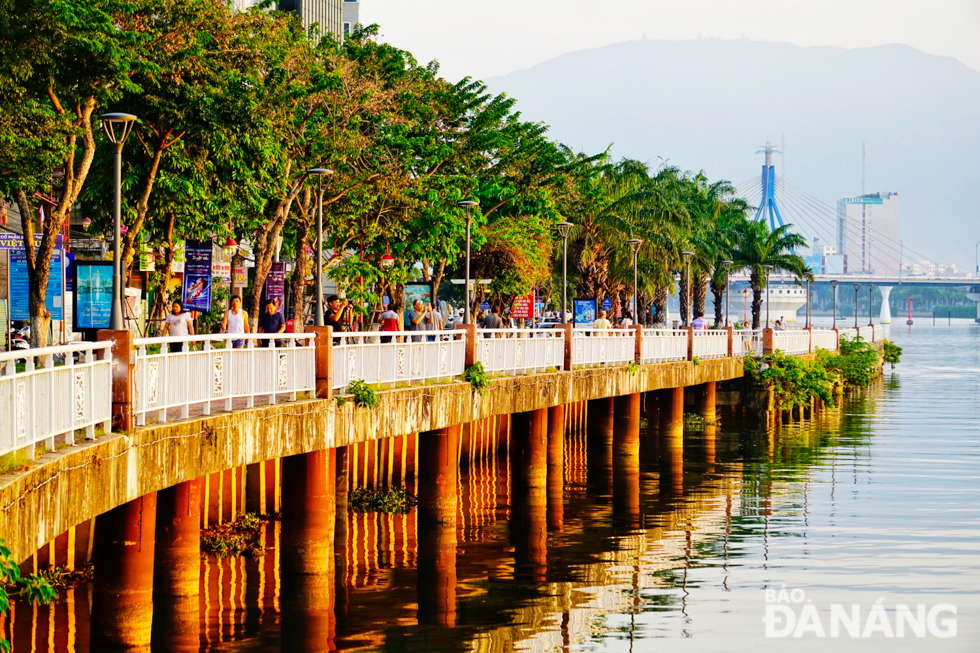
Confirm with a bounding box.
[148,211,178,336]
[652,286,668,326]
[678,269,689,326]
[290,221,311,332]
[750,272,763,329]
[710,278,725,327]
[693,271,708,318]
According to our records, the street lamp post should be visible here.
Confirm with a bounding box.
[557,222,573,324]
[100,113,137,331]
[831,280,838,329]
[853,283,860,329]
[762,265,773,328]
[682,251,694,327]
[307,168,334,326]
[869,285,875,326]
[627,238,642,322]
[721,260,733,327]
[458,200,479,324]
[805,277,811,328]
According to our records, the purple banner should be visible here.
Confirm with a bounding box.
[264,262,286,313]
[182,240,213,312]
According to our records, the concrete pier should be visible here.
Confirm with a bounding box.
[92,493,157,650]
[511,408,549,581]
[547,404,565,532]
[587,397,615,496]
[151,479,202,651]
[613,393,641,528]
[417,426,459,627]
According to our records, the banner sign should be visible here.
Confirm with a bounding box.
[10,246,62,321]
[264,262,286,312]
[573,298,596,325]
[0,233,62,250]
[511,293,534,319]
[845,197,883,205]
[182,240,213,312]
[74,261,114,330]
[138,249,155,272]
[602,297,612,311]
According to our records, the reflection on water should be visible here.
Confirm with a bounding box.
[7,324,979,650]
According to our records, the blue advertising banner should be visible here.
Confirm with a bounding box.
[602,297,612,311]
[182,240,213,312]
[10,246,63,321]
[74,262,114,330]
[573,298,596,325]
[65,253,75,292]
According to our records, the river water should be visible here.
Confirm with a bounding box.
[8,321,978,651]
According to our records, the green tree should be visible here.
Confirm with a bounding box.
[730,221,808,328]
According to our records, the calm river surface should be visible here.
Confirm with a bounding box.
[10,321,979,652]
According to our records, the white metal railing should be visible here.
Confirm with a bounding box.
[837,327,860,343]
[332,330,466,391]
[691,330,729,360]
[133,333,315,425]
[771,329,811,355]
[641,328,688,363]
[476,329,563,375]
[811,329,838,351]
[0,342,112,458]
[731,329,762,357]
[571,329,634,367]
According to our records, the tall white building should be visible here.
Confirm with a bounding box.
[836,192,900,274]
[232,0,346,40]
[343,0,360,37]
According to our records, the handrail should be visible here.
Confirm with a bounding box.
[0,340,112,363]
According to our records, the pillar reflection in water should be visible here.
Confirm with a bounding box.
[613,393,641,529]
[511,408,548,581]
[280,449,336,651]
[659,387,685,497]
[334,445,350,637]
[92,493,157,650]
[586,397,615,496]
[417,426,459,627]
[547,404,565,532]
[152,478,202,652]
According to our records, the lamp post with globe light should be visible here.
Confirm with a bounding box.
[458,200,479,324]
[100,113,137,330]
[682,251,694,327]
[627,238,642,322]
[557,222,573,324]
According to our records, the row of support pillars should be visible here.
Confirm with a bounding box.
[78,379,719,649]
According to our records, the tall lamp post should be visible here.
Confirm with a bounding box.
[831,280,839,329]
[307,168,333,326]
[458,200,479,324]
[627,238,642,321]
[100,113,137,331]
[762,265,773,328]
[868,285,875,326]
[557,222,573,323]
[805,276,812,328]
[721,260,733,327]
[682,251,694,327]
[853,284,860,329]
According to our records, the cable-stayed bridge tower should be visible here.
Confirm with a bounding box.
[754,141,786,230]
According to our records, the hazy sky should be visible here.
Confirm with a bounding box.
[362,0,980,82]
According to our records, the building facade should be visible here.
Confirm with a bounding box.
[343,0,360,37]
[277,0,343,37]
[836,192,900,274]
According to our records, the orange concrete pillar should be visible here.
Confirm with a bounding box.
[91,493,157,649]
[546,404,565,532]
[306,326,334,399]
[698,381,717,424]
[763,327,775,355]
[334,445,350,636]
[613,393,641,528]
[558,323,573,370]
[280,449,336,652]
[659,388,684,496]
[417,426,459,626]
[153,478,202,597]
[97,329,134,433]
[456,323,477,367]
[587,397,615,496]
[511,408,548,581]
[703,424,717,468]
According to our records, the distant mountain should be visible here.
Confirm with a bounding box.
[486,40,980,269]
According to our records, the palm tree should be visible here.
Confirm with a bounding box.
[730,221,808,328]
[708,197,753,326]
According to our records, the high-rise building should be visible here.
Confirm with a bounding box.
[277,0,343,37]
[343,0,360,37]
[836,192,900,274]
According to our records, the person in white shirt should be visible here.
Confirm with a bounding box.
[620,311,634,328]
[164,300,194,352]
[222,295,250,348]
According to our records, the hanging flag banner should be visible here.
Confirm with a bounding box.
[264,262,286,312]
[510,293,534,319]
[182,240,213,312]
